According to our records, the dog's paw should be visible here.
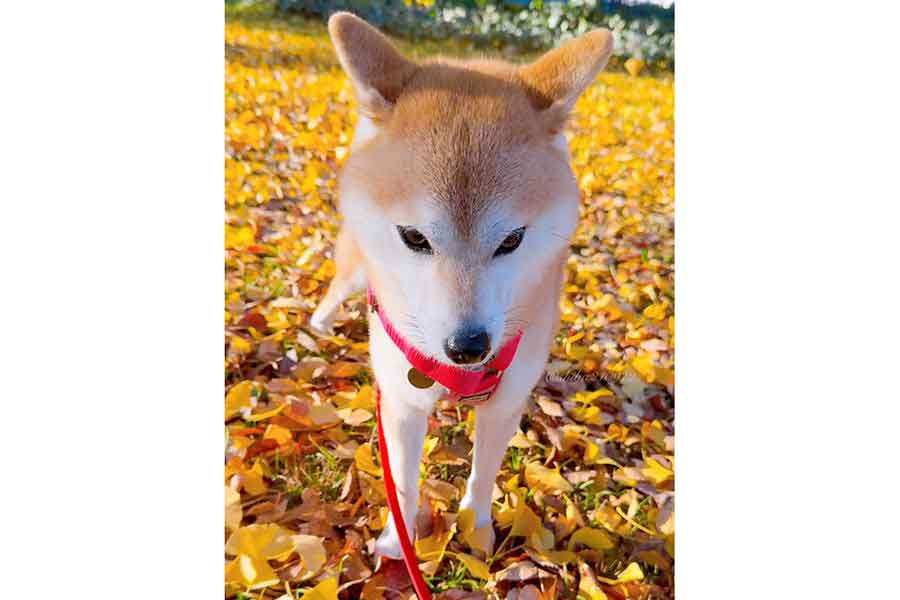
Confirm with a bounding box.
[374,522,404,562]
[308,307,335,335]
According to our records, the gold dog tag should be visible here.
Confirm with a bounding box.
[407,367,435,389]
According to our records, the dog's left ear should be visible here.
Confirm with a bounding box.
[519,29,614,132]
[328,12,418,119]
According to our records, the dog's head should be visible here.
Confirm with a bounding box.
[329,12,612,366]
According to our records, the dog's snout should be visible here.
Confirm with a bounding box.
[444,326,491,365]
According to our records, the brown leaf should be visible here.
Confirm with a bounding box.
[237,311,267,331]
[361,573,387,600]
[493,561,549,583]
[326,360,364,378]
[265,378,298,394]
[256,339,281,362]
[245,438,278,459]
[536,396,566,418]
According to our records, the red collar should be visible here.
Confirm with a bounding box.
[368,288,522,405]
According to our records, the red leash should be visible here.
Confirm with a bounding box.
[376,387,433,600]
[370,289,522,598]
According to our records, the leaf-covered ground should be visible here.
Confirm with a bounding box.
[225,9,674,600]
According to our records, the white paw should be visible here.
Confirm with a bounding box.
[374,520,404,562]
[308,307,334,335]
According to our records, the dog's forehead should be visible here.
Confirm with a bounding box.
[341,60,575,235]
[387,61,546,236]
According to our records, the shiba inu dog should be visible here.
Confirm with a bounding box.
[311,12,613,561]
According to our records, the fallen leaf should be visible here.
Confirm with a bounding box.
[452,552,491,580]
[415,524,456,562]
[291,534,327,580]
[567,527,615,552]
[225,380,256,419]
[597,562,644,585]
[355,442,382,477]
[225,486,242,531]
[299,576,338,600]
[525,462,574,494]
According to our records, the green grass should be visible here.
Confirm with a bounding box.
[278,447,349,503]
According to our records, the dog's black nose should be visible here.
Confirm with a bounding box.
[444,327,491,365]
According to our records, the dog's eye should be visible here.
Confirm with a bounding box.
[397,226,432,254]
[494,227,526,257]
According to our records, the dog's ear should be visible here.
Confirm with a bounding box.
[328,12,417,119]
[519,29,614,132]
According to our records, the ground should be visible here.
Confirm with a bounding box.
[225,7,674,600]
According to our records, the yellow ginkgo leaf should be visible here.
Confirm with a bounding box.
[355,442,382,477]
[415,525,455,562]
[458,507,476,533]
[263,424,293,445]
[597,561,645,585]
[422,435,439,458]
[351,385,376,410]
[458,508,494,555]
[567,527,615,552]
[642,302,667,320]
[572,405,605,426]
[452,552,492,580]
[583,440,601,463]
[225,224,255,249]
[225,552,279,590]
[541,549,576,565]
[656,366,675,388]
[225,523,294,560]
[631,353,658,383]
[529,527,555,551]
[299,577,338,600]
[641,456,674,487]
[524,462,574,494]
[509,498,542,539]
[247,402,286,422]
[229,336,252,355]
[573,388,614,404]
[595,293,623,320]
[225,486,242,531]
[225,380,255,419]
[242,460,268,496]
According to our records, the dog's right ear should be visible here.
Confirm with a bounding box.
[328,12,417,120]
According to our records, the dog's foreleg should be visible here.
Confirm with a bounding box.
[459,351,548,553]
[373,392,431,562]
[459,398,526,549]
[309,229,367,333]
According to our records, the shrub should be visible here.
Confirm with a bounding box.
[277,0,674,69]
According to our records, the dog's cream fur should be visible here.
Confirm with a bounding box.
[311,12,613,560]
